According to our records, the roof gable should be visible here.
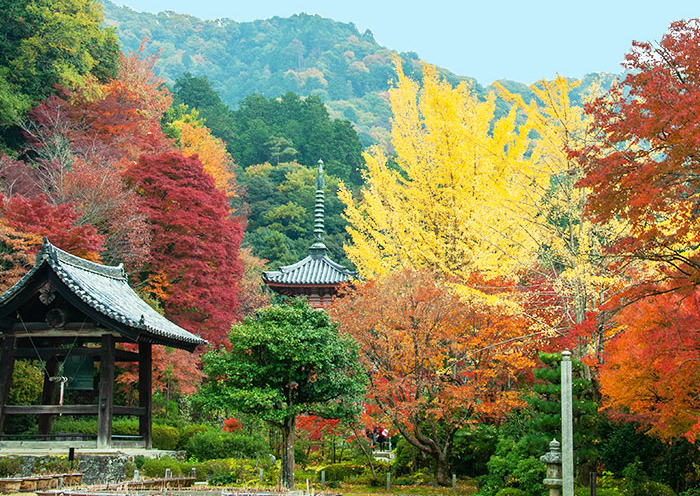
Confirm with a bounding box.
[0,239,206,351]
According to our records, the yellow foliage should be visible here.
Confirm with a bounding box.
[497,76,625,327]
[175,120,237,198]
[340,58,542,281]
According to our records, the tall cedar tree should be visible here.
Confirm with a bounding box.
[198,299,367,489]
[125,152,244,347]
[331,270,531,485]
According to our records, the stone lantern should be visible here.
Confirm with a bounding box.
[540,439,563,496]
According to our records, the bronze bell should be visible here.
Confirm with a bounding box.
[63,355,95,390]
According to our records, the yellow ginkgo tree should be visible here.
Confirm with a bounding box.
[339,58,541,283]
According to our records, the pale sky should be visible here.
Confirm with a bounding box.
[117,0,699,85]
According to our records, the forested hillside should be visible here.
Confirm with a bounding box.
[103,1,616,147]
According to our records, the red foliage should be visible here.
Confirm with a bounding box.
[578,19,700,283]
[296,415,341,443]
[0,194,104,261]
[125,151,245,346]
[118,344,202,398]
[223,417,243,432]
[331,270,532,481]
[599,285,700,440]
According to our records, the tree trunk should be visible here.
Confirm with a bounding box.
[281,415,296,489]
[435,451,450,486]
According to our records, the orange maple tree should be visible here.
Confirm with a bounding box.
[599,286,700,441]
[331,270,532,485]
[576,19,700,443]
[578,19,700,291]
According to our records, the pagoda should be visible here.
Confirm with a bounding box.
[262,160,356,308]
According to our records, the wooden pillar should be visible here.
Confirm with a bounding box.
[38,356,59,437]
[138,342,152,449]
[97,334,115,448]
[0,334,17,436]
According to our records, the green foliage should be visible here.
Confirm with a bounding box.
[479,439,545,496]
[8,360,43,405]
[575,489,625,496]
[598,422,700,493]
[315,462,366,482]
[5,362,49,434]
[152,425,180,450]
[0,0,119,145]
[177,423,209,450]
[35,456,71,474]
[197,298,367,426]
[494,488,526,496]
[450,425,498,477]
[240,162,352,269]
[142,456,184,478]
[479,352,600,496]
[184,429,269,461]
[0,457,22,477]
[51,417,140,436]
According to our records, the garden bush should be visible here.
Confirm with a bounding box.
[495,489,526,496]
[315,462,366,482]
[177,423,209,450]
[184,429,268,460]
[142,456,184,478]
[0,457,22,477]
[152,425,179,450]
[575,488,625,496]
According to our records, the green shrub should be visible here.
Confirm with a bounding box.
[51,418,97,435]
[393,476,414,486]
[209,473,238,486]
[495,489,526,496]
[153,425,179,450]
[184,429,268,460]
[0,457,22,477]
[52,417,139,436]
[315,462,366,482]
[112,418,139,435]
[142,456,183,478]
[643,481,676,496]
[177,424,209,449]
[576,487,625,496]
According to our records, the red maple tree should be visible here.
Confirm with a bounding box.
[125,151,244,346]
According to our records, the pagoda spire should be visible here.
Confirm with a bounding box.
[310,159,327,259]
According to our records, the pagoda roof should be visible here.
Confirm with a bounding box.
[263,253,356,287]
[0,239,206,352]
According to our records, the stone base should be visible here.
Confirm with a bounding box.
[0,449,183,485]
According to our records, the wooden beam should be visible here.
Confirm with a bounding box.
[38,357,59,436]
[13,329,119,338]
[9,322,102,332]
[4,405,98,415]
[114,406,146,416]
[0,334,16,435]
[3,405,144,415]
[97,335,114,448]
[139,342,152,449]
[13,347,139,362]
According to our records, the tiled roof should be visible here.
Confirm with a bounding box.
[263,253,356,286]
[0,239,206,351]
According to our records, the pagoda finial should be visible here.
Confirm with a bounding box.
[310,159,327,259]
